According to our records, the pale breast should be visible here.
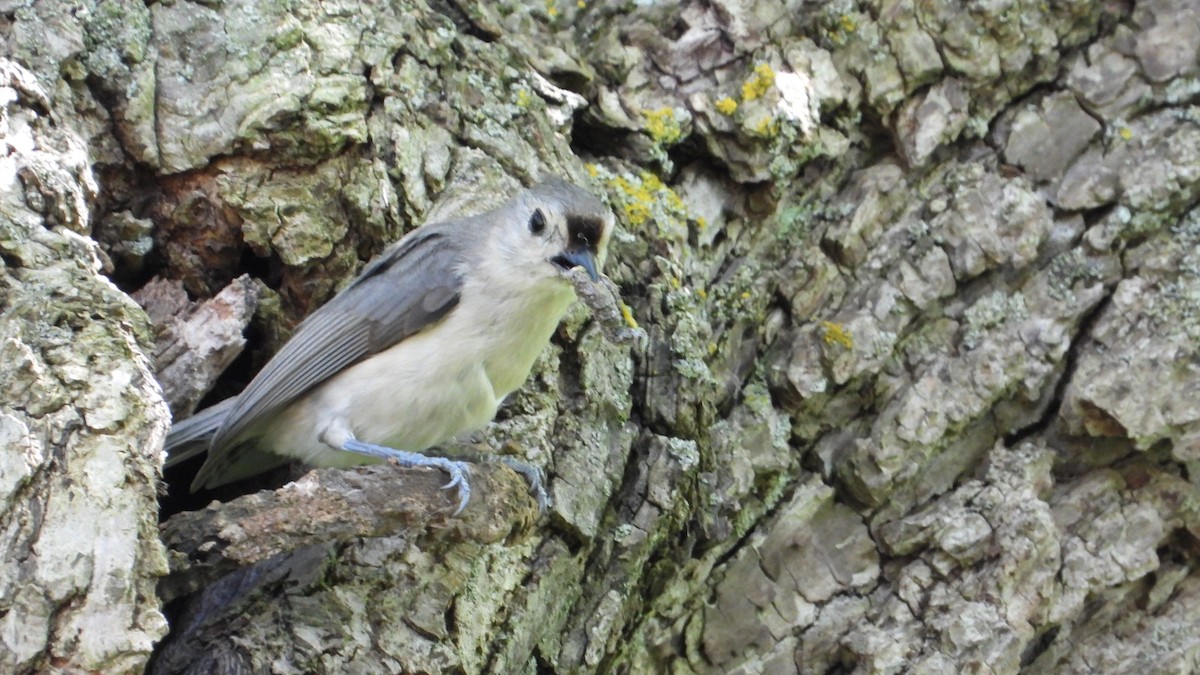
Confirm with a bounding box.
[257,268,575,464]
[260,316,501,463]
[475,283,575,398]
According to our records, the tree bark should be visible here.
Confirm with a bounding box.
[0,61,169,672]
[2,0,1199,673]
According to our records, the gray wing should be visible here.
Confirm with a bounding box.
[163,397,236,467]
[193,223,468,489]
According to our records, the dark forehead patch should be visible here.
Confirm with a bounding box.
[567,215,605,251]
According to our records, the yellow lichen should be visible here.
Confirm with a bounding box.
[1119,126,1133,140]
[715,96,739,116]
[585,163,599,177]
[839,14,857,32]
[640,171,664,190]
[696,288,707,300]
[610,175,655,226]
[644,107,684,145]
[751,116,780,138]
[612,172,667,225]
[622,200,652,226]
[639,171,685,212]
[515,89,532,108]
[821,321,854,349]
[620,303,639,329]
[545,0,558,17]
[600,167,691,236]
[741,63,776,101]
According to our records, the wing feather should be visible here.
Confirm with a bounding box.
[195,223,469,488]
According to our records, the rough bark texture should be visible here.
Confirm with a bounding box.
[3,0,1199,673]
[0,61,169,672]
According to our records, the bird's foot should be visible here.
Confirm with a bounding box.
[493,456,550,514]
[342,439,472,515]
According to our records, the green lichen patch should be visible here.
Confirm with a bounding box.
[590,164,692,243]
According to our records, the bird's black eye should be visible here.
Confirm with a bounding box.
[529,209,547,235]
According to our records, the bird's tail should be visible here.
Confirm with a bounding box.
[163,398,235,467]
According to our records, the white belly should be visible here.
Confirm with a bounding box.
[255,278,575,467]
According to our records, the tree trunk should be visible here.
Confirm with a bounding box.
[0,62,169,672]
[2,0,1198,673]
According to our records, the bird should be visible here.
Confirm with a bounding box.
[164,178,614,514]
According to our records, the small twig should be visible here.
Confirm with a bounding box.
[561,267,648,348]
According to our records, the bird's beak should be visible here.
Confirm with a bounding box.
[553,248,599,281]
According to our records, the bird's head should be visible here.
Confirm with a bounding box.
[494,178,614,286]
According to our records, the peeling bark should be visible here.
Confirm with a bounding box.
[135,274,258,417]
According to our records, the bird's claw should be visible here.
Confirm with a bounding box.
[341,439,473,515]
[495,456,551,514]
[432,459,472,514]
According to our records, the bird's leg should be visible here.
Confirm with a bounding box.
[492,456,550,514]
[341,439,472,515]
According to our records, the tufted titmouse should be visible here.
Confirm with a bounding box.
[165,178,614,513]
